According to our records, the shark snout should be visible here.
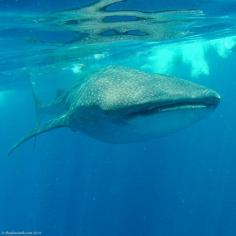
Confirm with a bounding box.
[199,89,221,108]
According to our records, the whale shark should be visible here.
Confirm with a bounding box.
[8,66,220,156]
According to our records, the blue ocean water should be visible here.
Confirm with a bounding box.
[0,0,236,236]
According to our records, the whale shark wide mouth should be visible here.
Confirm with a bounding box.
[127,94,220,118]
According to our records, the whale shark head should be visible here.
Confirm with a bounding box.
[8,67,220,155]
[74,67,220,142]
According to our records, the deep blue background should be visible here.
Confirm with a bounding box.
[0,1,236,236]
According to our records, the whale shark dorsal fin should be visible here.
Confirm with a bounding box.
[8,114,69,157]
[56,89,65,98]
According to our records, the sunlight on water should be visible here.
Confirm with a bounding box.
[148,36,236,78]
[181,41,209,77]
[71,63,85,74]
[213,36,236,57]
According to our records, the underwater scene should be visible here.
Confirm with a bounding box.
[0,0,236,235]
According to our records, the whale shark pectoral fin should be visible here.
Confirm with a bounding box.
[8,114,69,157]
[56,88,66,98]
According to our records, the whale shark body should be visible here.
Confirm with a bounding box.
[8,66,220,155]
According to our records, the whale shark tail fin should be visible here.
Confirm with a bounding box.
[8,114,69,157]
